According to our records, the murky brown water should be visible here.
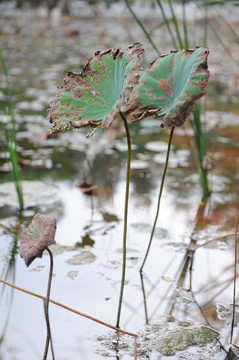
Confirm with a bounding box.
[0,1,239,359]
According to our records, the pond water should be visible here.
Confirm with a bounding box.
[0,1,239,359]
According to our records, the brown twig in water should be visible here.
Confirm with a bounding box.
[0,278,138,358]
[195,232,239,250]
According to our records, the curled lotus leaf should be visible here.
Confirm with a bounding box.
[125,47,210,127]
[20,213,57,267]
[47,43,144,136]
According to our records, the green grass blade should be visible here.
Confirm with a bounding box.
[150,16,174,35]
[216,14,239,45]
[0,50,10,93]
[168,0,184,49]
[156,0,178,49]
[2,123,24,211]
[209,21,234,59]
[182,0,189,48]
[123,0,161,56]
[0,49,24,211]
[203,0,209,46]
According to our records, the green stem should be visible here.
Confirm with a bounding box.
[203,0,208,47]
[123,0,160,56]
[116,112,132,329]
[182,0,189,48]
[43,248,55,360]
[140,126,175,273]
[140,272,149,324]
[168,0,184,49]
[156,0,178,49]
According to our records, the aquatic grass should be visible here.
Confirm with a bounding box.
[2,116,24,211]
[167,0,184,49]
[0,49,24,211]
[123,0,160,56]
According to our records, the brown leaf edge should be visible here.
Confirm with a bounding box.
[47,43,144,136]
[20,213,57,267]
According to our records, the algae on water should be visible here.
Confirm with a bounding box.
[156,326,219,356]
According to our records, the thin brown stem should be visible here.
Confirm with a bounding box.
[43,248,55,360]
[195,232,239,250]
[0,278,137,338]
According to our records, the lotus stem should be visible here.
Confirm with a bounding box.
[140,126,175,273]
[116,111,132,329]
[43,248,55,360]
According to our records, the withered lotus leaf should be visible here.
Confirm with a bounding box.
[47,43,144,136]
[125,47,210,127]
[20,213,57,267]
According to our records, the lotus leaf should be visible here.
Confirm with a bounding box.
[125,47,210,127]
[20,213,56,267]
[47,43,144,135]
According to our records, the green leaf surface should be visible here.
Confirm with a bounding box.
[48,43,144,135]
[125,47,210,127]
[20,213,56,267]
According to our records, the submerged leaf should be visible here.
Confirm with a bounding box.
[47,43,144,135]
[125,48,210,127]
[20,213,56,267]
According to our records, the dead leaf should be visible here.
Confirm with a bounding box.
[20,213,57,267]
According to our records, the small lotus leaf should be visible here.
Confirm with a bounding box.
[47,43,144,136]
[125,47,210,127]
[20,213,57,267]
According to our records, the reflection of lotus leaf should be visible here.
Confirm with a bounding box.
[131,223,169,239]
[66,251,96,265]
[66,271,79,280]
[20,213,56,267]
